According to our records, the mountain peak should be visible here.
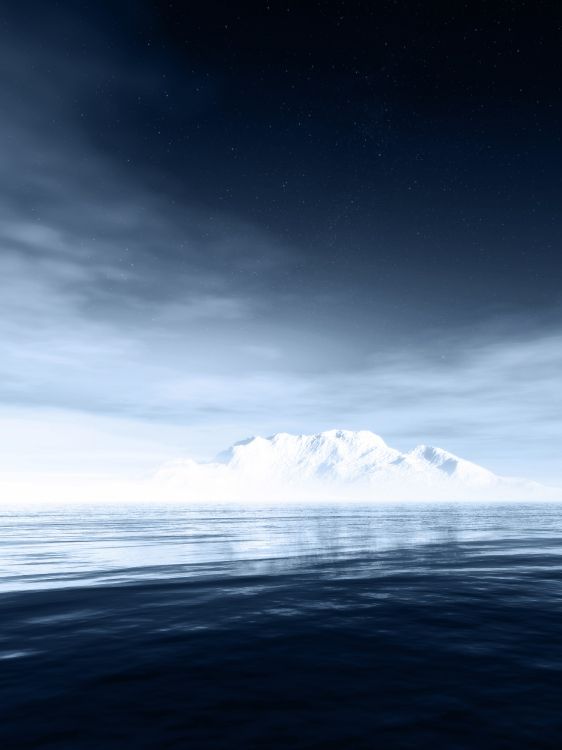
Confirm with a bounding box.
[268,429,388,447]
[211,429,505,486]
[215,429,395,480]
[156,428,557,501]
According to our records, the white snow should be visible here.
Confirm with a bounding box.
[154,429,557,502]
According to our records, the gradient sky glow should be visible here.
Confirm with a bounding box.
[1,1,562,485]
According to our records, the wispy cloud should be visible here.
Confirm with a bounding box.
[0,9,561,486]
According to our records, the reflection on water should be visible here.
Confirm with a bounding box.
[2,502,562,748]
[2,502,561,591]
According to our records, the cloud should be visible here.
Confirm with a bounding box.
[0,7,561,488]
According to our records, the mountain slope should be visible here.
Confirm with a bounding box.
[155,429,555,501]
[214,430,495,485]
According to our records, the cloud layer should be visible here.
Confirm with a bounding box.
[0,4,561,489]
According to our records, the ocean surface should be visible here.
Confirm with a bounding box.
[2,501,562,748]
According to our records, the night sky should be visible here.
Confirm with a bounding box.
[1,1,561,483]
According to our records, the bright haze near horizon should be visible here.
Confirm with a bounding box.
[1,1,561,490]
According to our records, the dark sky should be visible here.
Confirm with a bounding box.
[1,1,562,480]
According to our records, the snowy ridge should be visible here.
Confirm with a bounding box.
[155,429,557,502]
[213,430,494,485]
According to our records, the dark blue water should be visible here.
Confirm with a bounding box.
[2,502,562,748]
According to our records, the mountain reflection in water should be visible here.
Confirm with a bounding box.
[2,502,562,749]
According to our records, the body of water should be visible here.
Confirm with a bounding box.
[2,502,562,748]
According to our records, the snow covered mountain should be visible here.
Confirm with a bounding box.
[155,429,554,501]
[213,430,495,485]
